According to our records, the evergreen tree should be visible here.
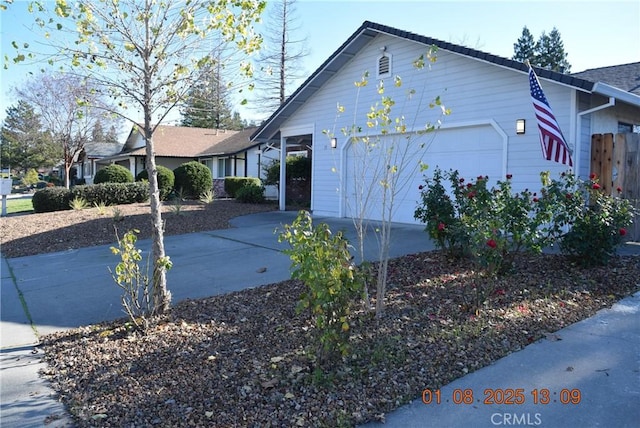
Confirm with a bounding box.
[513,26,571,72]
[535,27,571,72]
[0,101,60,174]
[180,61,245,130]
[512,26,536,63]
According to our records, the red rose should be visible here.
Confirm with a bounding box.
[486,239,497,248]
[506,174,512,179]
[477,175,484,180]
[533,197,539,202]
[620,228,627,236]
[617,187,622,193]
[592,183,601,190]
[438,222,445,231]
[590,173,597,180]
[466,183,473,188]
[459,178,465,183]
[566,193,572,199]
[418,185,424,190]
[468,191,476,199]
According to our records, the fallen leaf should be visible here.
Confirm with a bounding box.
[256,267,267,273]
[284,392,295,399]
[270,356,284,363]
[205,411,214,418]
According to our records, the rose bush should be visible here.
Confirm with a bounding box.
[415,169,636,275]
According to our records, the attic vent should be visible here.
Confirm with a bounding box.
[377,53,392,78]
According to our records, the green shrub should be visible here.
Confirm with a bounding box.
[173,161,212,199]
[224,176,262,198]
[32,187,72,213]
[278,211,364,367]
[94,164,134,184]
[136,166,175,201]
[414,168,468,257]
[262,156,311,185]
[235,183,265,203]
[415,169,636,273]
[555,173,635,266]
[72,182,149,206]
[22,169,39,186]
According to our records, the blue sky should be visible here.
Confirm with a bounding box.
[1,0,639,124]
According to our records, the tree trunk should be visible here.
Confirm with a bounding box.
[143,122,171,314]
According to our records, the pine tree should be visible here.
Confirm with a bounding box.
[0,101,60,174]
[536,27,571,72]
[512,26,536,63]
[180,61,245,130]
[513,26,571,72]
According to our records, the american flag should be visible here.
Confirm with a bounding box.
[528,67,573,167]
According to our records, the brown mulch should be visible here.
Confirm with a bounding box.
[3,202,639,427]
[0,200,277,258]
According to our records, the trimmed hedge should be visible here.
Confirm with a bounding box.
[225,177,262,198]
[173,161,212,199]
[235,183,265,204]
[32,187,73,213]
[94,164,134,184]
[136,166,175,201]
[72,182,149,206]
[32,183,149,213]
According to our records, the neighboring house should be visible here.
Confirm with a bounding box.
[251,21,640,223]
[97,125,263,184]
[77,141,123,184]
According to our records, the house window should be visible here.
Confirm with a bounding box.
[618,122,640,133]
[217,157,233,178]
[200,158,214,176]
[377,52,392,79]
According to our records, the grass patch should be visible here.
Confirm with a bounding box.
[4,197,33,215]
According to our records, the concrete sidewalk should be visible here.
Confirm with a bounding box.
[1,211,639,427]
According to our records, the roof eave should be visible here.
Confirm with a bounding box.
[592,82,640,107]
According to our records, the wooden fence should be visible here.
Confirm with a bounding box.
[590,133,640,241]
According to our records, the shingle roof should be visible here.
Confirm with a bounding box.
[84,141,122,157]
[123,126,259,158]
[251,20,600,143]
[571,62,640,96]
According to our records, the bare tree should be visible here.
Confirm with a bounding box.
[15,72,117,188]
[326,49,450,317]
[251,0,308,114]
[9,0,264,314]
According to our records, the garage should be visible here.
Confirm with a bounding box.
[344,123,506,224]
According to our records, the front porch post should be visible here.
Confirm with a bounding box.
[279,136,286,211]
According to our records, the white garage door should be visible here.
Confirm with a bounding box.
[344,124,504,224]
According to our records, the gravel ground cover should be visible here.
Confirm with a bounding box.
[1,201,638,427]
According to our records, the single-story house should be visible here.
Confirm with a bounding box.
[96,125,265,191]
[77,141,124,184]
[250,21,640,224]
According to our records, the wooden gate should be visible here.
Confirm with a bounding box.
[590,133,639,241]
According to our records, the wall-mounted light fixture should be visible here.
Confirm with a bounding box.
[330,138,337,149]
[516,119,526,135]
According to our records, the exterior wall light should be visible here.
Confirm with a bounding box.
[516,119,526,135]
[330,138,337,149]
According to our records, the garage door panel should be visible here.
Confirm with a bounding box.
[345,125,503,223]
